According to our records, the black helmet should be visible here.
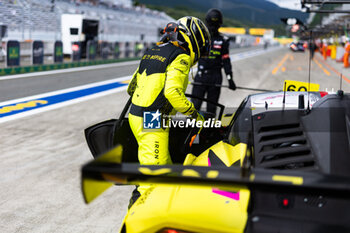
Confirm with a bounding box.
[159,22,179,43]
[205,8,223,28]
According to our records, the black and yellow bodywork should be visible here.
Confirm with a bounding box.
[83,91,350,233]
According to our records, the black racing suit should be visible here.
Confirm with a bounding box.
[191,33,233,115]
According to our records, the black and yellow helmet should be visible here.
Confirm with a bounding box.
[176,16,211,65]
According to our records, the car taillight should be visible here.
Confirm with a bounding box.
[319,91,328,98]
[157,228,192,233]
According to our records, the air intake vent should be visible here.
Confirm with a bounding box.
[253,111,317,170]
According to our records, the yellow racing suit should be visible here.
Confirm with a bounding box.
[127,42,196,172]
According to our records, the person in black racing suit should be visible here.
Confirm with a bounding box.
[191,8,236,115]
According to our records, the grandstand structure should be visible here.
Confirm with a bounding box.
[0,0,172,42]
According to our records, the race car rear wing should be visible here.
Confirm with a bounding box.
[81,144,350,204]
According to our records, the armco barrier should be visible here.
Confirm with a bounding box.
[0,57,139,76]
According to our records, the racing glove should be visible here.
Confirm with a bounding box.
[185,110,205,149]
[191,110,205,134]
[192,110,205,123]
[227,73,236,91]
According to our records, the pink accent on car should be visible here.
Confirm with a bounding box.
[212,189,240,200]
[208,157,240,200]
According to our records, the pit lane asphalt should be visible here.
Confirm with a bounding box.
[1,46,350,233]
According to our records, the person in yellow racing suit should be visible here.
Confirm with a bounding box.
[126,17,211,200]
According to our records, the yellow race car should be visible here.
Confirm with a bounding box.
[83,91,350,233]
